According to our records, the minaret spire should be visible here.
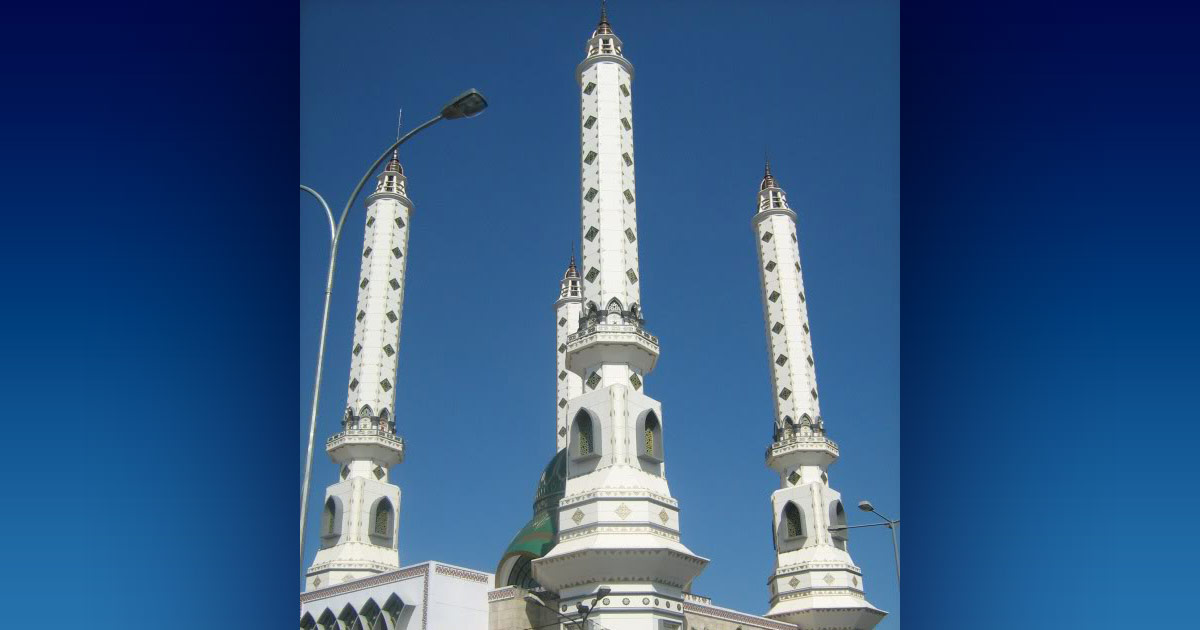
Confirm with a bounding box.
[752,166,885,628]
[554,252,584,450]
[533,11,707,630]
[305,130,415,592]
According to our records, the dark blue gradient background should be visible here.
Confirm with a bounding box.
[903,1,1200,628]
[0,2,296,627]
[3,1,1198,628]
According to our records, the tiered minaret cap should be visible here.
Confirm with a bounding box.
[752,166,885,629]
[534,9,707,630]
[304,144,415,592]
[554,255,584,450]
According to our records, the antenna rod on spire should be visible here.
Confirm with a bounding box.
[393,109,403,158]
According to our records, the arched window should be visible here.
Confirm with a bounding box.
[830,500,849,549]
[784,502,805,538]
[374,499,392,537]
[636,411,663,464]
[578,414,594,456]
[324,498,336,534]
[317,609,337,630]
[322,497,342,546]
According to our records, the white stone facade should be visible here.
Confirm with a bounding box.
[306,157,411,592]
[300,562,493,630]
[532,12,708,630]
[754,168,885,629]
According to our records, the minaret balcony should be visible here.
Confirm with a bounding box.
[766,435,839,470]
[325,428,405,467]
[565,321,659,376]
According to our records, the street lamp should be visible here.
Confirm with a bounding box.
[858,500,900,587]
[525,587,612,630]
[299,88,489,565]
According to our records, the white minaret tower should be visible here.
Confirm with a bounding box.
[305,151,412,591]
[753,164,885,629]
[555,255,584,451]
[533,8,708,630]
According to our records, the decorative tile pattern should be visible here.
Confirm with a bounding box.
[658,509,669,524]
[585,226,599,241]
[823,574,835,585]
[780,387,792,400]
[587,372,601,389]
[616,504,632,520]
[789,577,799,588]
[572,509,585,525]
[629,373,642,389]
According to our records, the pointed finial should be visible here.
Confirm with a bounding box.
[596,0,613,35]
[761,157,778,191]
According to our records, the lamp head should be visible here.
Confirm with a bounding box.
[858,500,875,512]
[441,89,488,119]
[595,587,612,600]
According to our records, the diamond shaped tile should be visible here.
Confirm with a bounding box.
[780,387,792,400]
[788,471,801,485]
[823,574,835,585]
[558,427,568,437]
[788,577,799,588]
[658,509,669,524]
[585,226,599,241]
[587,372,601,389]
[572,509,584,525]
[616,504,631,520]
[629,373,642,389]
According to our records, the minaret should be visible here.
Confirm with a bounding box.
[753,164,885,629]
[533,8,708,629]
[304,151,412,591]
[554,255,584,450]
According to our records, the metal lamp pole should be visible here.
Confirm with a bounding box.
[299,89,489,565]
[858,500,900,587]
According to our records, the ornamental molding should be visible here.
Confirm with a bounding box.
[488,586,520,602]
[556,522,681,543]
[434,564,490,583]
[775,560,861,576]
[300,564,427,603]
[683,601,795,630]
[769,587,869,605]
[559,489,678,509]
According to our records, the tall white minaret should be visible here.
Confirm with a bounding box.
[554,255,584,451]
[753,163,885,629]
[305,152,411,591]
[533,8,708,629]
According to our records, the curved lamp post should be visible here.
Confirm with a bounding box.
[299,89,488,565]
[525,587,611,630]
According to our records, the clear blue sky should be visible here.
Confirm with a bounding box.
[301,0,898,625]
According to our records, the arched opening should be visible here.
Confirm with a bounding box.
[317,609,337,630]
[300,612,316,630]
[382,595,404,630]
[784,502,805,539]
[637,411,663,464]
[321,497,342,547]
[830,500,849,550]
[644,415,657,455]
[369,498,395,546]
[359,600,381,630]
[576,412,594,457]
[338,604,358,630]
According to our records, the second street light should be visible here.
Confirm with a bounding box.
[828,499,901,589]
[298,89,488,566]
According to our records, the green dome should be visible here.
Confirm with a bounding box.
[495,449,566,588]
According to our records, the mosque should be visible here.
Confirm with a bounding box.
[299,8,887,630]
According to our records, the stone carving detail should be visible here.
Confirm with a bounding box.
[658,509,669,524]
[572,509,585,525]
[616,503,632,520]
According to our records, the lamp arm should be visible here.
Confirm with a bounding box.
[335,114,444,236]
